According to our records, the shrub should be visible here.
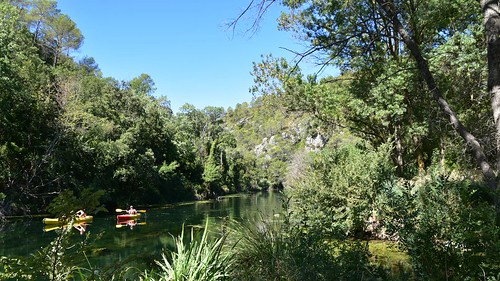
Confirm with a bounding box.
[381,174,500,280]
[225,200,384,281]
[287,141,393,238]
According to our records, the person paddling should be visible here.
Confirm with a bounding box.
[127,205,137,215]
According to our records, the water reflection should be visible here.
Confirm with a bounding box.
[42,222,89,235]
[115,219,147,230]
[0,191,283,269]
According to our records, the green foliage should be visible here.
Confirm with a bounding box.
[226,200,385,281]
[143,221,231,281]
[246,0,488,180]
[159,161,179,179]
[129,73,156,96]
[288,141,394,238]
[0,256,34,280]
[32,228,84,280]
[227,219,332,280]
[429,24,493,167]
[202,141,223,184]
[50,66,183,205]
[46,13,83,64]
[0,223,91,280]
[15,0,84,65]
[380,175,500,280]
[0,2,57,215]
[0,4,498,281]
[278,0,480,70]
[46,188,106,218]
[224,95,332,191]
[172,103,248,198]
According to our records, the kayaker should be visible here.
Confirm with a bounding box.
[127,205,137,215]
[76,209,86,218]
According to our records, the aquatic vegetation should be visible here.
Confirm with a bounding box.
[142,221,231,281]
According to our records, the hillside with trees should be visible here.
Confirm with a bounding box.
[0,1,244,216]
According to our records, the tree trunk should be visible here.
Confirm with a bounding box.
[413,135,425,175]
[481,1,500,174]
[394,124,404,176]
[375,0,498,193]
[481,0,500,209]
[440,138,446,176]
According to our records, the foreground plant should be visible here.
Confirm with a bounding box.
[0,221,89,281]
[381,174,500,280]
[142,220,231,281]
[225,199,383,281]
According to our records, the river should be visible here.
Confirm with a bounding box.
[0,191,283,275]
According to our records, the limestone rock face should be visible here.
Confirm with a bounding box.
[305,134,326,152]
[224,99,341,189]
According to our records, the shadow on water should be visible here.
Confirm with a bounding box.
[0,191,284,273]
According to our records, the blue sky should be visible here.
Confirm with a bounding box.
[56,1,326,112]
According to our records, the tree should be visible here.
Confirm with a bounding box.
[8,0,83,66]
[237,0,499,207]
[250,55,423,176]
[45,13,83,66]
[202,140,223,194]
[481,0,500,187]
[0,3,57,215]
[129,73,156,96]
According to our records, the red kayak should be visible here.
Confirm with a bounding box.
[116,213,141,220]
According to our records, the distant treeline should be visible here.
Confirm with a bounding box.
[0,1,324,217]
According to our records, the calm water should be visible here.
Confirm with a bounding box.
[0,191,283,271]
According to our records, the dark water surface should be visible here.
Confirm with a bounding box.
[0,192,283,270]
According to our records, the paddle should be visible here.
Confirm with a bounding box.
[43,225,62,232]
[115,222,147,228]
[115,208,147,213]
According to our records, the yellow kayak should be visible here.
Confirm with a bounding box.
[43,215,93,225]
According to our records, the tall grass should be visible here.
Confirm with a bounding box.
[142,220,231,281]
[226,218,296,281]
[225,215,383,281]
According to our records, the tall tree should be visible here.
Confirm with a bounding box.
[0,3,56,215]
[7,0,83,65]
[45,13,83,66]
[129,73,156,96]
[481,0,500,183]
[237,0,499,206]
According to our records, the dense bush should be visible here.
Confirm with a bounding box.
[225,198,387,281]
[380,174,500,280]
[286,141,394,238]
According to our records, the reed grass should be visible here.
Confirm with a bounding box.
[141,220,231,281]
